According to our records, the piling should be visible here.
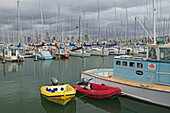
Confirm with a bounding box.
[81,46,84,58]
[118,47,120,56]
[144,46,146,54]
[132,47,134,55]
[127,49,130,55]
[34,48,37,61]
[58,48,61,60]
[101,47,104,57]
[1,48,6,63]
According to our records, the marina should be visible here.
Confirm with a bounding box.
[0,56,170,113]
[0,0,170,112]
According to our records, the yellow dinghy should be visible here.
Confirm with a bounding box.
[40,77,76,105]
[40,84,76,105]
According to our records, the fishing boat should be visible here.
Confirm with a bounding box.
[79,0,170,107]
[40,77,76,105]
[33,51,53,60]
[80,41,170,108]
[74,78,121,99]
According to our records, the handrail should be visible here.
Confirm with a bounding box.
[147,72,170,87]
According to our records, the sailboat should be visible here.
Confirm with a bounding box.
[79,0,170,108]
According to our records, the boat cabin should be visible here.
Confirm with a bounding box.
[113,43,170,86]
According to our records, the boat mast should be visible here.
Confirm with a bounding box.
[97,0,100,42]
[55,5,58,42]
[40,0,44,42]
[32,17,34,43]
[17,0,20,43]
[153,0,156,44]
[8,18,10,43]
[58,5,61,42]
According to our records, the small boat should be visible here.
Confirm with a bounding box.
[0,47,24,62]
[40,77,76,105]
[33,51,53,60]
[73,78,121,99]
[55,49,70,59]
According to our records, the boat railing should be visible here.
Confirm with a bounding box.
[147,72,170,87]
[89,69,113,77]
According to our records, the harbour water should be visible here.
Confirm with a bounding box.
[0,56,169,113]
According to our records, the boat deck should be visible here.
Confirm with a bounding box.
[83,68,170,91]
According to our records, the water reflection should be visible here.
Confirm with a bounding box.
[3,64,6,76]
[119,96,170,113]
[8,63,19,72]
[41,95,76,113]
[76,94,121,113]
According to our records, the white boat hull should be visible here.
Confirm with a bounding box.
[70,51,91,57]
[91,51,109,56]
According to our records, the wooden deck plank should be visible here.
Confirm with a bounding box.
[83,69,170,91]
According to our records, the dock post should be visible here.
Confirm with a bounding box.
[127,49,130,55]
[1,48,6,63]
[132,47,134,55]
[101,46,104,57]
[34,48,37,61]
[118,47,120,56]
[81,46,84,58]
[59,48,61,60]
[144,46,146,54]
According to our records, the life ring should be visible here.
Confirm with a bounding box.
[67,51,70,54]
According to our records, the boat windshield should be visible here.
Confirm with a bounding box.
[148,47,157,59]
[160,48,170,60]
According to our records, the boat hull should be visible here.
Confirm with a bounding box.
[40,84,76,106]
[37,56,53,60]
[74,83,121,99]
[42,95,74,105]
[81,70,170,108]
[55,54,70,59]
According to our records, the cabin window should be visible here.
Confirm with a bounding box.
[160,48,170,60]
[12,50,16,56]
[148,47,157,59]
[122,61,127,66]
[137,63,143,68]
[116,61,121,65]
[129,62,135,67]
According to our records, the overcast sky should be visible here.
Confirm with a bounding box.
[0,0,170,42]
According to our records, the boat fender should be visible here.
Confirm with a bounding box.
[67,51,70,54]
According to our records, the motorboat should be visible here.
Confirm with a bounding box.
[74,78,121,99]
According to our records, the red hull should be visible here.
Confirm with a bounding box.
[56,54,70,58]
[73,83,121,99]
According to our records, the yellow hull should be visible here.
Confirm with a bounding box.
[43,95,75,105]
[40,84,76,105]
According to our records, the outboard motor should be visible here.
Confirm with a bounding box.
[51,77,59,85]
[76,78,93,86]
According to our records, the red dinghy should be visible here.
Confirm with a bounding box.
[74,83,121,99]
